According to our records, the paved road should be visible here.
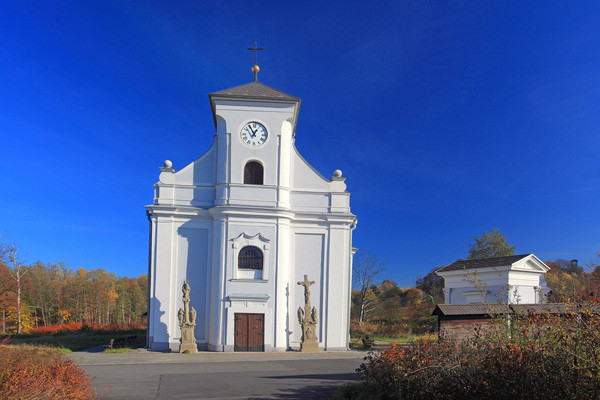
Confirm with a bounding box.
[71,351,365,400]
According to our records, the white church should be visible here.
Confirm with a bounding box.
[146,67,357,351]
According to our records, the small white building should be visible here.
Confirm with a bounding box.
[146,78,357,352]
[436,254,550,304]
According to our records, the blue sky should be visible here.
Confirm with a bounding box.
[1,1,598,285]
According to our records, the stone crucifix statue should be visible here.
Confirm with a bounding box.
[297,274,319,352]
[178,280,198,353]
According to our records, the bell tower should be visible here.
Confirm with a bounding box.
[208,78,301,210]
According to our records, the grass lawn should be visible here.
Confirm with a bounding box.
[349,333,438,351]
[374,333,438,343]
[3,343,73,355]
[1,329,146,352]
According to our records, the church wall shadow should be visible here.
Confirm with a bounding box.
[148,297,169,350]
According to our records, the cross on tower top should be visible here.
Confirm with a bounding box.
[247,41,264,82]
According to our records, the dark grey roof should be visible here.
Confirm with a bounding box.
[436,254,531,273]
[432,303,595,317]
[209,82,300,101]
[432,304,511,316]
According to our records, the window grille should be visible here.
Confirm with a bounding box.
[238,246,263,270]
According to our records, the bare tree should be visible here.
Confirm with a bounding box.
[0,239,28,334]
[353,250,385,324]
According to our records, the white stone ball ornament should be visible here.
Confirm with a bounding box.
[333,169,342,177]
[164,160,173,168]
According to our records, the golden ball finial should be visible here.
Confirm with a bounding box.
[252,65,260,73]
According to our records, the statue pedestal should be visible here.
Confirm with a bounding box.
[299,322,319,352]
[179,323,198,353]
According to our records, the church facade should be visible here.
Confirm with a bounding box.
[146,79,356,351]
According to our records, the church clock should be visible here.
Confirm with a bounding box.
[240,122,268,146]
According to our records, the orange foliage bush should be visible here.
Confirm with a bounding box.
[345,340,576,400]
[29,322,146,336]
[0,339,97,399]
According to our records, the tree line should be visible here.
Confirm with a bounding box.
[0,240,147,334]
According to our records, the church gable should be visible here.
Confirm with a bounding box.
[158,138,217,187]
[290,145,338,191]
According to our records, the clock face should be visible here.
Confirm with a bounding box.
[241,122,268,147]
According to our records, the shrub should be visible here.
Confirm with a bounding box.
[344,311,600,400]
[0,339,97,399]
[340,341,577,400]
[28,322,146,336]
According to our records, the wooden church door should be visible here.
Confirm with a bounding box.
[234,313,264,351]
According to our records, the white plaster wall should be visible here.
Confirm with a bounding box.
[148,217,174,350]
[440,264,548,305]
[291,232,325,346]
[325,225,351,349]
[175,226,210,341]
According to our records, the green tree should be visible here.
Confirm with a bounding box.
[467,228,516,260]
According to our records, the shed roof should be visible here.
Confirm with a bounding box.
[432,303,595,317]
[436,254,531,273]
[432,304,511,316]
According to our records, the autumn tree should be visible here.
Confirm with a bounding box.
[467,228,516,260]
[0,261,12,334]
[0,239,28,333]
[353,250,385,324]
[414,267,445,302]
[545,259,589,302]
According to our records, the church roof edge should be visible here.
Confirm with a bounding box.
[208,81,301,133]
[209,81,301,102]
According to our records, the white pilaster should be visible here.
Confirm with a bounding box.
[274,217,291,350]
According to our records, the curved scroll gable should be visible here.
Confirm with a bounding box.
[291,143,346,192]
[158,136,218,186]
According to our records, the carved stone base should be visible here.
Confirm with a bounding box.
[299,339,319,352]
[299,322,319,352]
[179,341,198,354]
[179,324,198,353]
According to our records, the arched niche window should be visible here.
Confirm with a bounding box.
[244,161,263,185]
[238,246,263,270]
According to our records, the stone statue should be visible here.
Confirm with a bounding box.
[182,281,191,301]
[190,307,197,325]
[177,308,184,325]
[178,280,198,353]
[297,274,319,352]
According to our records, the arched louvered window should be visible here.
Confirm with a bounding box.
[244,161,263,185]
[238,246,263,270]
